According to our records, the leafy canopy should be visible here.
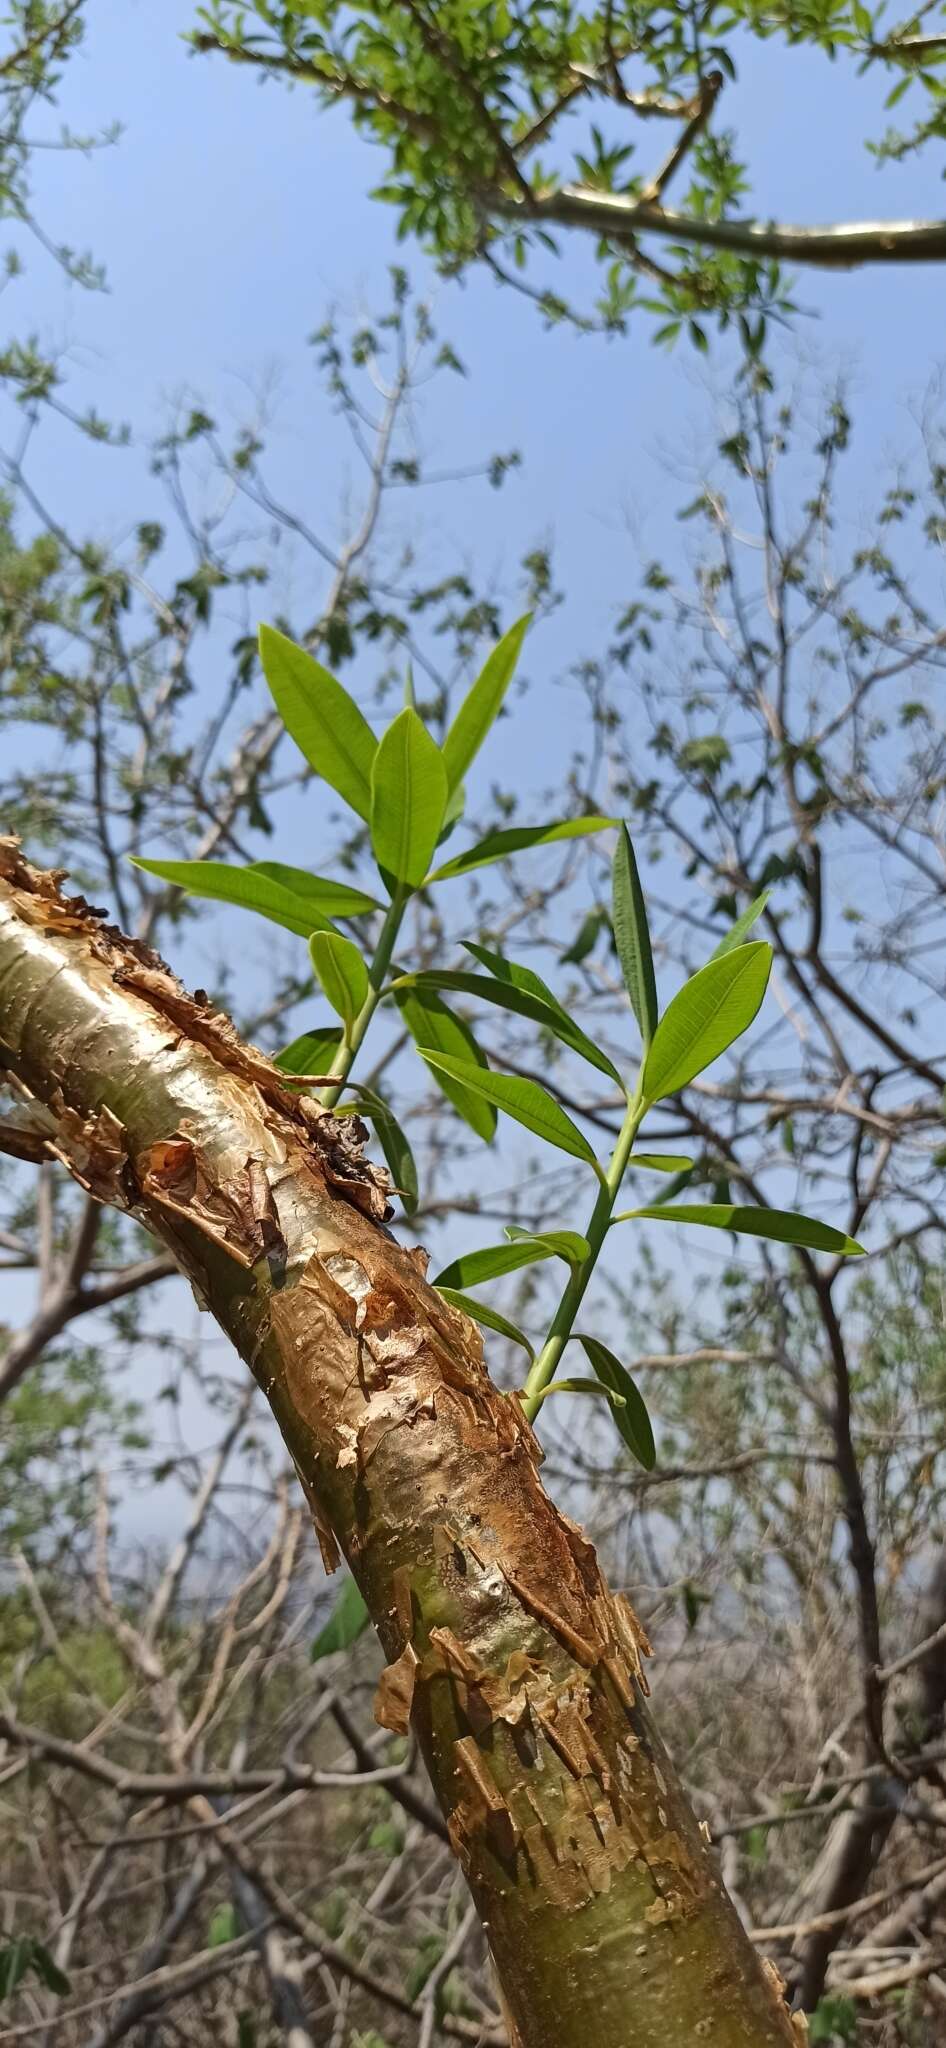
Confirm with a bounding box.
[194,0,946,344]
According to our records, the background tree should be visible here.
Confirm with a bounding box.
[194,0,946,342]
[2,4,946,2043]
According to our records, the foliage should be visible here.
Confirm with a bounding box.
[137,606,862,1470]
[193,0,946,340]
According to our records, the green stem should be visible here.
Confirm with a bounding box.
[521,1086,646,1422]
[318,888,408,1109]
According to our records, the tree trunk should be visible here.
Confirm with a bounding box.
[0,842,800,2048]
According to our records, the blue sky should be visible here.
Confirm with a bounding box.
[14,0,946,655]
[5,2,945,1541]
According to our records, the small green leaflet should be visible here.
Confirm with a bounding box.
[0,1938,70,2000]
[441,614,531,793]
[613,1204,866,1256]
[439,776,466,841]
[562,907,607,965]
[208,1905,239,1948]
[309,930,370,1035]
[463,940,570,1016]
[420,1053,603,1173]
[436,1286,535,1361]
[259,626,378,820]
[392,967,621,1085]
[273,1027,343,1076]
[577,1335,656,1470]
[395,988,497,1141]
[629,1154,695,1172]
[504,1224,592,1263]
[345,1085,419,1213]
[310,1574,371,1660]
[709,890,771,961]
[612,825,658,1046]
[130,857,340,941]
[434,1234,589,1289]
[250,863,381,916]
[429,815,615,883]
[642,943,772,1103]
[370,707,448,887]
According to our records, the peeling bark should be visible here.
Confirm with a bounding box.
[0,842,801,2048]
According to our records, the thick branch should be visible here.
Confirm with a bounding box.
[511,186,946,269]
[0,839,797,2048]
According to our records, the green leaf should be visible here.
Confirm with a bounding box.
[504,1224,592,1264]
[429,816,615,883]
[642,943,772,1102]
[348,1086,418,1213]
[577,1335,656,1469]
[259,625,378,820]
[395,989,497,1140]
[614,1204,866,1257]
[420,1054,602,1171]
[370,707,448,887]
[562,908,607,965]
[311,1575,370,1661]
[709,890,771,961]
[130,857,340,941]
[393,965,622,1084]
[434,1234,588,1289]
[629,1154,695,1172]
[27,1944,69,1997]
[436,1287,535,1360]
[441,614,531,792]
[612,824,658,1045]
[439,777,466,841]
[273,1027,343,1077]
[0,1939,69,2001]
[250,863,381,916]
[308,930,370,1035]
[463,940,569,1016]
[0,1940,32,2000]
[208,1905,239,1949]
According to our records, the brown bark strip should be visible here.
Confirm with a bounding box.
[0,839,801,2048]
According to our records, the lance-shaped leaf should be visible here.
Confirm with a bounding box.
[395,988,496,1141]
[709,889,771,961]
[310,1575,370,1661]
[0,1938,70,2000]
[642,942,772,1103]
[345,1084,419,1213]
[436,1286,535,1361]
[628,1154,695,1172]
[577,1335,656,1470]
[439,777,466,843]
[392,965,621,1085]
[613,1203,866,1256]
[441,613,531,793]
[250,862,381,916]
[429,815,615,883]
[504,1224,592,1264]
[259,625,378,820]
[130,857,341,941]
[370,707,448,887]
[562,907,607,966]
[309,930,370,1036]
[434,1234,589,1290]
[420,1053,603,1172]
[273,1026,343,1077]
[463,939,569,1016]
[612,824,658,1046]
